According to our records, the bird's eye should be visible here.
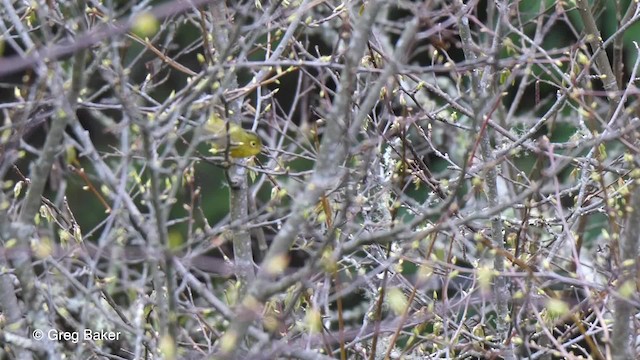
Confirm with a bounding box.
[250,141,256,147]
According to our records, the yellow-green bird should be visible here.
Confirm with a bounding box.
[205,114,262,158]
